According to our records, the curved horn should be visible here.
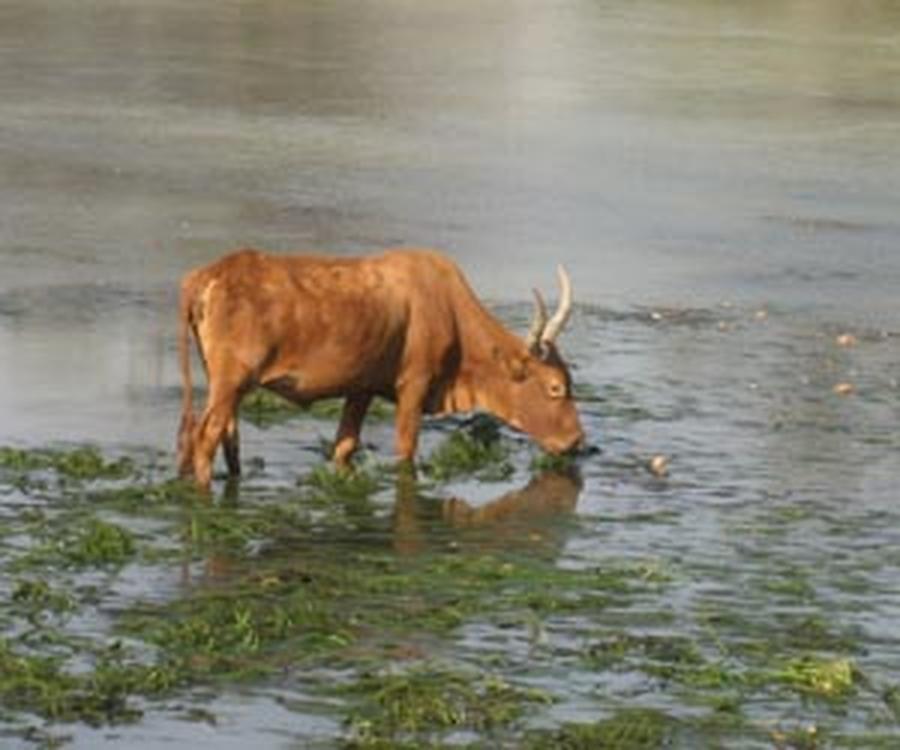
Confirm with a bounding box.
[524,288,548,351]
[540,265,573,345]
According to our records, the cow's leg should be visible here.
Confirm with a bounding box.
[177,416,196,479]
[394,378,428,463]
[193,377,245,491]
[222,414,241,477]
[333,394,372,468]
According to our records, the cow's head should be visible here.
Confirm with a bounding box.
[495,266,584,455]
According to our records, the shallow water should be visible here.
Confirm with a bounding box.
[2,0,900,748]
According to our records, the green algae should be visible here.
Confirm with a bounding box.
[1,443,897,748]
[423,419,513,482]
[773,656,858,699]
[523,709,679,749]
[239,389,394,428]
[584,632,705,672]
[304,463,384,504]
[0,447,668,742]
[239,389,303,426]
[0,446,135,481]
[128,592,352,680]
[61,520,136,567]
[0,638,154,726]
[344,664,551,745]
[529,450,577,474]
[89,478,205,512]
[16,519,136,569]
[11,579,75,615]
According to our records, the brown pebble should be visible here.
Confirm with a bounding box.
[836,333,857,348]
[833,382,855,396]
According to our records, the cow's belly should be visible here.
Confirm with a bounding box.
[258,343,397,403]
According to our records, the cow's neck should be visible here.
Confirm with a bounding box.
[442,302,523,420]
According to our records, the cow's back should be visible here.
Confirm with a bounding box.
[185,248,464,400]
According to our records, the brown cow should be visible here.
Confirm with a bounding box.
[176,248,583,489]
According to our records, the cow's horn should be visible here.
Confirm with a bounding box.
[525,288,548,351]
[540,265,573,345]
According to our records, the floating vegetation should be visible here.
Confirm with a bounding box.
[303,463,383,504]
[0,445,135,481]
[125,589,352,681]
[239,389,394,428]
[523,708,679,749]
[344,664,551,745]
[584,632,704,672]
[16,518,137,569]
[773,656,858,699]
[423,418,513,482]
[11,579,75,614]
[63,520,136,567]
[0,638,151,725]
[89,478,205,512]
[0,435,897,749]
[529,451,576,473]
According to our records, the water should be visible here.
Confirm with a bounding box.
[1,1,900,747]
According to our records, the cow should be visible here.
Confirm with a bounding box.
[176,248,583,490]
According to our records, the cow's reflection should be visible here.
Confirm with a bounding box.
[392,468,582,556]
[443,470,582,529]
[180,468,582,586]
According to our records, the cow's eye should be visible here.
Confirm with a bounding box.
[548,382,565,399]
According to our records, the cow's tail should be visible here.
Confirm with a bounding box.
[176,276,197,478]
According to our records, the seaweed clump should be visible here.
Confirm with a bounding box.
[0,445,135,481]
[423,417,513,482]
[523,708,679,750]
[345,664,551,747]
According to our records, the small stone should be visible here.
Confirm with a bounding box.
[833,382,855,396]
[836,333,857,347]
[648,455,669,478]
[754,309,768,321]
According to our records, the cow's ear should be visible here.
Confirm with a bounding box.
[494,347,529,382]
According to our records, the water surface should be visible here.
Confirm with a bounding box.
[1,1,899,747]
